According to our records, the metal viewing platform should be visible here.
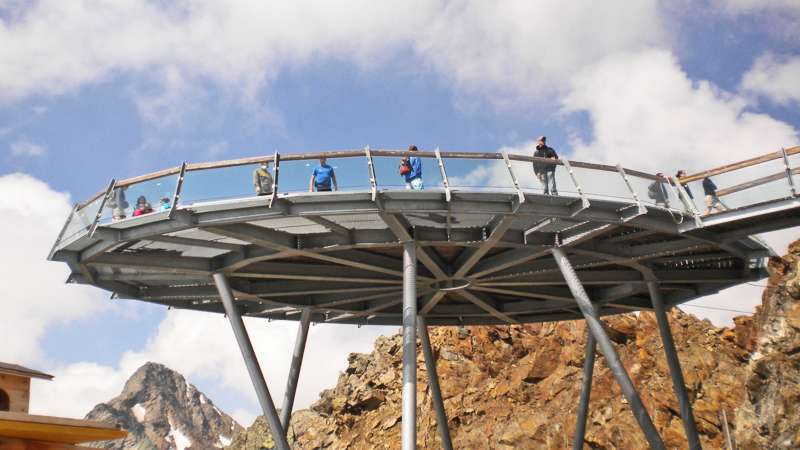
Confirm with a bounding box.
[49,145,800,450]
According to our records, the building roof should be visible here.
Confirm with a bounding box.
[0,362,54,380]
[0,411,127,443]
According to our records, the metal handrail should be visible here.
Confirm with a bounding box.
[67,144,799,228]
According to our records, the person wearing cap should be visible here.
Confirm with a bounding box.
[309,156,338,192]
[532,136,558,195]
[253,160,274,196]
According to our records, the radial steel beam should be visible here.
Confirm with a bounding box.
[417,315,453,450]
[280,307,312,433]
[648,281,702,450]
[212,273,289,450]
[574,330,596,450]
[551,248,666,450]
[402,242,418,450]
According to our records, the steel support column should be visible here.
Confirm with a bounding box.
[212,273,289,450]
[551,248,666,450]
[573,330,596,450]
[417,315,453,450]
[402,242,418,450]
[280,307,313,433]
[648,281,702,450]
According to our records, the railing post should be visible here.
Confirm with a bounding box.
[434,147,451,202]
[89,179,116,238]
[616,164,647,219]
[365,145,379,201]
[780,147,797,197]
[48,202,80,259]
[269,152,280,208]
[435,148,453,240]
[561,159,590,215]
[673,178,704,228]
[169,162,187,219]
[501,150,525,207]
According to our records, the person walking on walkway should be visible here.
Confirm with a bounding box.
[703,177,727,215]
[533,136,558,195]
[253,161,274,196]
[310,156,338,192]
[402,145,423,190]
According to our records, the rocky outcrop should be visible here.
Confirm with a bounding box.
[734,240,800,449]
[229,312,755,449]
[86,362,242,449]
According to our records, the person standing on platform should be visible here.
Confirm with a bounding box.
[309,156,338,192]
[532,136,558,195]
[703,177,727,215]
[402,145,423,190]
[253,161,274,196]
[648,173,670,207]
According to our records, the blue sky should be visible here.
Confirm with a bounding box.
[1,0,799,426]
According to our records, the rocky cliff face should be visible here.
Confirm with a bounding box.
[734,240,800,449]
[85,362,242,449]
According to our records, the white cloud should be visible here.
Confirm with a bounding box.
[0,173,107,364]
[741,53,800,106]
[9,138,47,157]
[31,308,395,420]
[562,49,798,172]
[0,1,664,110]
[414,1,665,106]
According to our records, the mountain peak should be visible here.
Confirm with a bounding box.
[86,362,242,449]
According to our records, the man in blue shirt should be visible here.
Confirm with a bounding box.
[309,157,338,192]
[403,145,423,190]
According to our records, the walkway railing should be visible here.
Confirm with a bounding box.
[52,145,800,250]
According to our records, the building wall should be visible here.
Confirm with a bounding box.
[0,374,30,413]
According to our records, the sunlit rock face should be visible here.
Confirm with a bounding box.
[85,362,242,449]
[735,240,800,450]
[229,240,800,450]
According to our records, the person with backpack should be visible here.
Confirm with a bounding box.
[532,136,558,195]
[703,177,726,215]
[648,173,670,207]
[309,156,338,192]
[253,161,274,196]
[401,145,423,190]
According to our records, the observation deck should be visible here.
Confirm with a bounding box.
[49,146,800,326]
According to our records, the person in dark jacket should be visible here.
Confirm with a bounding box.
[253,161,274,196]
[648,173,670,207]
[532,136,558,195]
[702,177,726,215]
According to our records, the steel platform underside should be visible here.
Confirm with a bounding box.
[52,188,796,326]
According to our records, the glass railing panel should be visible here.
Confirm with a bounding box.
[105,174,179,221]
[277,155,371,193]
[711,158,793,210]
[179,163,262,206]
[507,156,580,197]
[626,173,687,212]
[570,164,634,202]
[371,154,444,190]
[62,195,104,242]
[444,156,514,192]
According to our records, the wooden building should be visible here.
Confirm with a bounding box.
[0,362,126,449]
